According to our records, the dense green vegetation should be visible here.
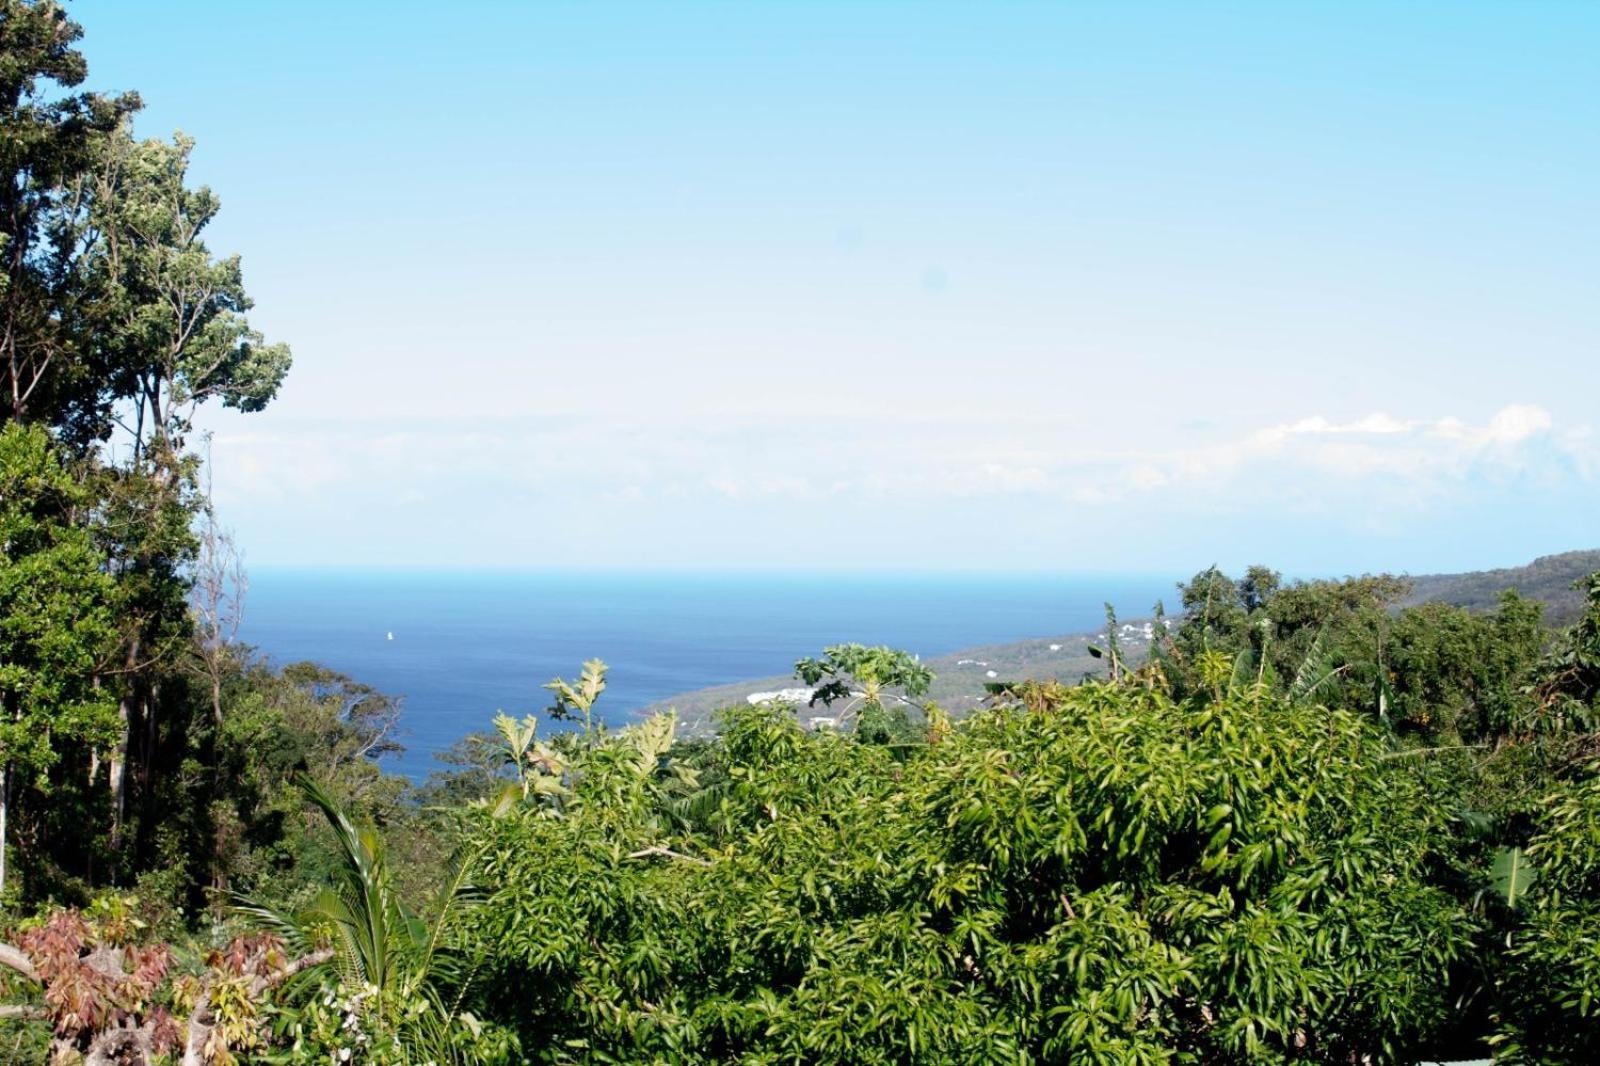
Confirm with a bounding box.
[645,552,1600,735]
[0,2,1597,1062]
[1404,550,1600,627]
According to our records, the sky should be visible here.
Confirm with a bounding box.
[72,1,1599,574]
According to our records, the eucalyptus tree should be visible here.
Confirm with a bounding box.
[0,0,294,890]
[0,0,139,438]
[84,128,290,462]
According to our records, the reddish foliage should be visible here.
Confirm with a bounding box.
[16,910,89,976]
[18,911,116,1036]
[9,913,304,1060]
[209,931,285,980]
[126,943,174,995]
[147,1005,182,1055]
[14,911,174,1042]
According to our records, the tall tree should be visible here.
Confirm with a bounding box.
[0,0,137,438]
[86,129,290,462]
[0,0,292,894]
[0,422,117,896]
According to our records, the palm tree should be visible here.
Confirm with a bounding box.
[238,774,484,1062]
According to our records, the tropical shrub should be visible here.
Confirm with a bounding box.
[243,777,511,1065]
[795,643,933,743]
[462,680,1471,1063]
[0,893,324,1065]
[1491,763,1600,1063]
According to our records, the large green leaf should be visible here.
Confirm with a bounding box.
[1491,846,1537,909]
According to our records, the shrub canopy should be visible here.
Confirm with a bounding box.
[466,681,1471,1064]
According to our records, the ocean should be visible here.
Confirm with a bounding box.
[241,569,1180,778]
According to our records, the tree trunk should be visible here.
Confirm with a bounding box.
[0,765,8,899]
[109,695,130,851]
[84,1028,152,1065]
[89,675,103,784]
[109,637,139,875]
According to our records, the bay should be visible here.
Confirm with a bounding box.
[241,569,1179,778]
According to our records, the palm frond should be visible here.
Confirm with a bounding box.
[1289,628,1331,702]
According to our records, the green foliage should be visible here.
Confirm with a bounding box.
[0,0,296,921]
[1491,764,1600,1063]
[1489,847,1536,911]
[1162,565,1544,749]
[795,642,933,744]
[1385,592,1544,743]
[0,16,1596,1063]
[460,683,1470,1063]
[192,659,439,914]
[1530,572,1600,735]
[1085,602,1129,681]
[0,0,141,441]
[0,423,119,778]
[0,423,118,899]
[87,128,292,443]
[242,775,503,1064]
[544,659,609,743]
[1404,549,1600,628]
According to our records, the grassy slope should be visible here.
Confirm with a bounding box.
[649,549,1600,735]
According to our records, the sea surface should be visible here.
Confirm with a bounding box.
[241,570,1180,779]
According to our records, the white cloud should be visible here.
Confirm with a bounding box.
[209,403,1589,509]
[199,403,1597,567]
[1148,403,1575,495]
[1485,403,1554,445]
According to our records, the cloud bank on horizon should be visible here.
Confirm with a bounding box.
[205,401,1597,574]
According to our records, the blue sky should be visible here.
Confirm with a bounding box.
[74,1,1599,573]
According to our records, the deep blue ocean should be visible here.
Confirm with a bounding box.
[241,570,1179,778]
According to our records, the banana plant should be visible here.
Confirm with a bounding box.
[1489,846,1538,912]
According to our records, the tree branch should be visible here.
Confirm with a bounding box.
[627,845,712,867]
[249,946,334,996]
[0,943,38,982]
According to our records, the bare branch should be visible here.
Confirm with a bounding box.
[627,845,713,867]
[249,946,335,996]
[0,943,39,982]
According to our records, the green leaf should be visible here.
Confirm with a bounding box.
[1491,846,1537,910]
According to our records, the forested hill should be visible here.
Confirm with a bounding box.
[1402,549,1600,625]
[651,548,1600,732]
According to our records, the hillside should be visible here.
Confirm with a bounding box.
[1402,549,1600,626]
[648,626,1128,735]
[650,549,1600,734]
